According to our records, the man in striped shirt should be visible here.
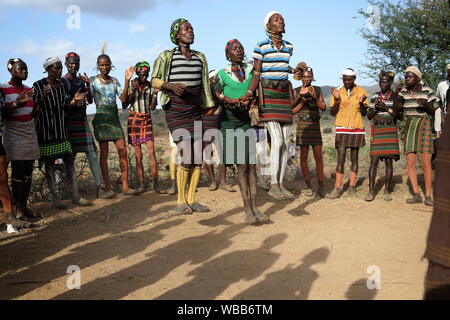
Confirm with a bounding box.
[244,11,297,201]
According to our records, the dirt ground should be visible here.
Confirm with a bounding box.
[0,165,432,300]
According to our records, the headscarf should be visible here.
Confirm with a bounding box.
[342,68,357,77]
[225,39,239,59]
[405,66,424,85]
[209,70,218,80]
[134,61,150,73]
[7,58,23,72]
[170,18,188,45]
[43,56,61,70]
[65,52,80,60]
[378,71,395,80]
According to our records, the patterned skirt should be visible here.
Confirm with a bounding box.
[67,112,96,153]
[92,104,125,142]
[370,116,400,160]
[166,90,204,139]
[404,116,433,154]
[296,113,322,146]
[39,140,73,160]
[3,120,40,162]
[335,129,366,149]
[259,80,292,124]
[127,111,153,146]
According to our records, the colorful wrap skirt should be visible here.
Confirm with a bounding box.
[335,127,366,149]
[296,112,322,146]
[127,111,154,146]
[92,104,125,142]
[67,110,96,153]
[259,79,292,124]
[404,116,433,154]
[370,115,400,160]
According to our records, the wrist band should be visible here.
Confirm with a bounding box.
[247,90,253,95]
[219,93,225,100]
[253,70,261,76]
[151,78,164,89]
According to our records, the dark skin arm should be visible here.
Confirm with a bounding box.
[79,73,93,105]
[417,98,435,116]
[393,83,404,121]
[359,95,368,117]
[150,89,159,111]
[329,87,341,116]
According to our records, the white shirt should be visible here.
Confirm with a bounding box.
[435,80,449,133]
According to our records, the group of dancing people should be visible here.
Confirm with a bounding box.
[0,11,447,229]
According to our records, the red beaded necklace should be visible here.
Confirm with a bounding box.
[380,89,393,101]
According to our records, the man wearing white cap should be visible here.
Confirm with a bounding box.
[327,68,369,199]
[33,57,92,209]
[242,11,297,200]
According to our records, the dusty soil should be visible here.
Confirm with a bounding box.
[0,165,432,300]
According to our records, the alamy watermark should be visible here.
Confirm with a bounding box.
[66,5,81,30]
[366,265,381,290]
[66,265,81,290]
[366,5,381,31]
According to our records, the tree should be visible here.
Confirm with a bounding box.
[358,0,450,88]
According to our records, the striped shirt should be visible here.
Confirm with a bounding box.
[0,82,34,123]
[398,86,437,116]
[32,78,70,144]
[128,79,154,114]
[89,75,123,106]
[369,91,395,118]
[252,38,293,80]
[168,48,203,88]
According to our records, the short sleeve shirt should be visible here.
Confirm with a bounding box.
[252,38,293,80]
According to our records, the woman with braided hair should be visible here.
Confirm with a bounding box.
[0,58,35,228]
[214,39,268,224]
[122,61,166,194]
[364,71,401,202]
[151,18,215,214]
[90,49,139,198]
[292,65,327,197]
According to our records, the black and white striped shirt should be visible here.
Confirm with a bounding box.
[33,78,70,144]
[168,48,203,88]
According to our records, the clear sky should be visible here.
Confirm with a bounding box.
[0,0,379,113]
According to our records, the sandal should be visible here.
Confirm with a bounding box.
[364,193,375,202]
[176,204,194,215]
[219,183,236,192]
[258,182,271,191]
[383,192,393,202]
[268,187,285,200]
[190,202,210,213]
[254,210,269,222]
[302,188,314,197]
[245,211,257,224]
[280,186,296,199]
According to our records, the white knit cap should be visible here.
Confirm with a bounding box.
[43,56,61,70]
[209,69,218,79]
[446,63,450,70]
[264,11,281,31]
[342,68,357,77]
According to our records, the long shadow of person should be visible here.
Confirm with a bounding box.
[0,218,184,300]
[233,246,330,300]
[154,234,288,300]
[345,278,377,300]
[52,221,249,299]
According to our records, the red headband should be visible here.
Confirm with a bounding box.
[225,39,239,57]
